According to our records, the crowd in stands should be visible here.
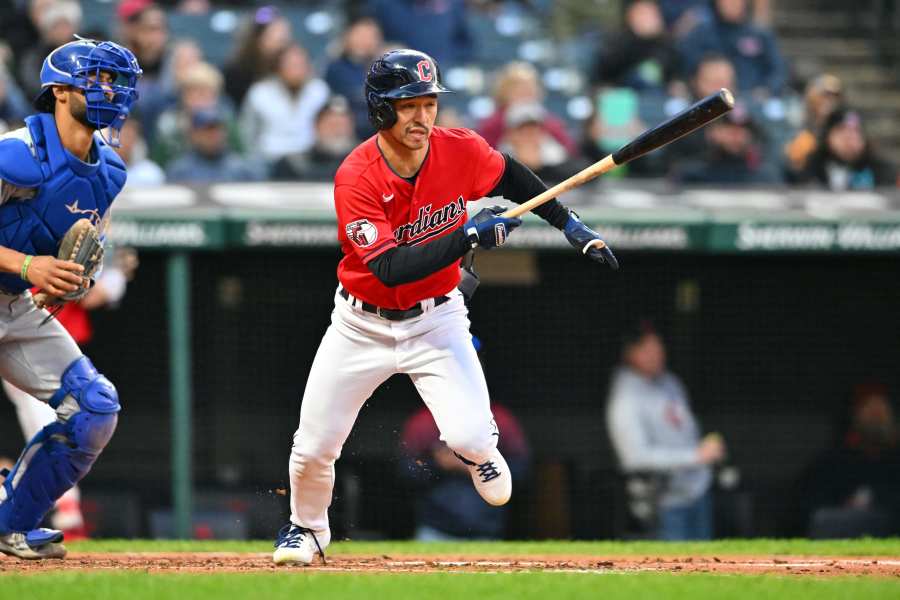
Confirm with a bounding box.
[0,0,896,191]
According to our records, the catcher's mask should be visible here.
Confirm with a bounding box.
[34,37,142,148]
[364,49,452,130]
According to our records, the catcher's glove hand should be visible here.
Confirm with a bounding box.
[33,219,104,310]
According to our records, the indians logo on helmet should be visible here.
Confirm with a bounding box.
[416,60,433,82]
[346,219,379,248]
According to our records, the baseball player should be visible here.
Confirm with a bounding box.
[0,38,141,559]
[4,254,137,539]
[273,49,617,565]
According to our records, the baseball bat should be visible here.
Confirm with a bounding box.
[501,88,735,219]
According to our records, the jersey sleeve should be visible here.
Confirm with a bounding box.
[468,131,506,200]
[335,182,397,264]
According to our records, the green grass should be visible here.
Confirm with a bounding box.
[3,572,900,600]
[66,537,900,557]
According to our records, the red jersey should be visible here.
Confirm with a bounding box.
[334,127,505,309]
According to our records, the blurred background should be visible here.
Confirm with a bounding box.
[1,0,899,543]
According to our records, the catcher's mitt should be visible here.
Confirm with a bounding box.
[33,218,104,311]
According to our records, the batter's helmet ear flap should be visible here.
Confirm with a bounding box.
[367,90,397,130]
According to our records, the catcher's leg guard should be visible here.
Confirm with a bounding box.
[0,357,119,533]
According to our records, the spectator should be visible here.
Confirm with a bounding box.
[115,119,166,186]
[661,53,737,165]
[370,0,472,68]
[550,0,622,41]
[399,336,530,541]
[222,4,293,108]
[803,385,900,538]
[784,74,845,181]
[240,43,330,164]
[0,64,29,127]
[478,62,578,156]
[152,61,241,168]
[0,0,41,68]
[805,107,897,191]
[272,96,358,182]
[499,102,586,183]
[673,102,781,185]
[167,107,265,183]
[678,0,787,98]
[593,0,681,94]
[691,52,737,100]
[118,1,173,136]
[658,0,712,34]
[17,0,82,98]
[324,16,384,139]
[606,321,725,540]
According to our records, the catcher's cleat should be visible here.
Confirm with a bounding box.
[456,449,512,506]
[0,528,67,560]
[273,523,327,565]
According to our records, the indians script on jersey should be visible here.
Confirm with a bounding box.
[394,196,465,245]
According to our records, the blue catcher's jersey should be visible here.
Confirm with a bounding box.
[0,112,127,294]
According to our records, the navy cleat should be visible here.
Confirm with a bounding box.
[0,528,67,560]
[273,523,327,565]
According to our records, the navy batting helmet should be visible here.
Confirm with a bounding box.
[35,38,142,146]
[364,49,451,130]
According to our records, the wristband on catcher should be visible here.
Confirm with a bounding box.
[20,255,33,282]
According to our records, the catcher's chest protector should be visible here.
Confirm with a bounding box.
[0,113,126,294]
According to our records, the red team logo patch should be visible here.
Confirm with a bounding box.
[346,219,379,248]
[416,59,433,82]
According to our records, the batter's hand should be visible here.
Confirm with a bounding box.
[25,256,85,297]
[563,212,619,270]
[464,206,522,250]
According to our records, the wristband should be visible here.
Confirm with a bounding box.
[20,255,33,282]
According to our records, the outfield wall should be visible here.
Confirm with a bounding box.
[1,183,898,540]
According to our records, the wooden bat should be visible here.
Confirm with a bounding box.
[501,88,735,219]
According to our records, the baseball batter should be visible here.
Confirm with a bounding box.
[0,38,141,559]
[274,49,617,565]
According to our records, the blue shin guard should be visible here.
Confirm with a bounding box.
[0,357,119,533]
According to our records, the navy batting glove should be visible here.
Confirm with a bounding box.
[563,213,619,270]
[464,206,522,250]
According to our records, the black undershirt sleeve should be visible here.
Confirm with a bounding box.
[367,229,471,287]
[367,154,571,288]
[487,153,571,230]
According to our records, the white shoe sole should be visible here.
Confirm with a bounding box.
[0,541,67,560]
[273,547,316,565]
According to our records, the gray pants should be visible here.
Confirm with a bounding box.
[0,291,82,404]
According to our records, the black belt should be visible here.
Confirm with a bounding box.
[339,288,449,321]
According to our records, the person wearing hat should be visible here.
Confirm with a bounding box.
[499,101,587,183]
[152,61,242,168]
[804,107,897,191]
[606,321,726,540]
[272,95,360,182]
[784,74,844,181]
[673,100,781,185]
[166,106,265,183]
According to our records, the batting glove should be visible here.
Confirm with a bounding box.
[464,206,522,250]
[563,212,619,270]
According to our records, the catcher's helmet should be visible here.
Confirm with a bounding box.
[34,38,142,147]
[365,49,451,130]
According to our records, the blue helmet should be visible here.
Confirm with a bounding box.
[34,38,142,146]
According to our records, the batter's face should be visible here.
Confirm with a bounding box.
[387,95,438,150]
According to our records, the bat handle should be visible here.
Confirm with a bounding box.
[501,155,617,219]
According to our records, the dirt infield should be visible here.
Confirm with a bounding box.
[3,553,899,577]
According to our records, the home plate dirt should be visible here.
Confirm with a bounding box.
[2,554,900,576]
